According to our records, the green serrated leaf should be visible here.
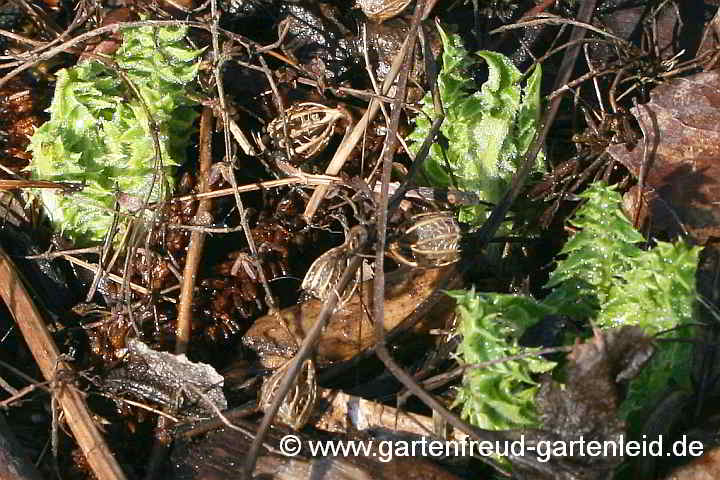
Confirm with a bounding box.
[541,183,700,423]
[452,181,700,434]
[452,290,556,430]
[408,25,543,228]
[28,25,202,245]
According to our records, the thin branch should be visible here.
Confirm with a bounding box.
[59,254,176,300]
[490,13,625,44]
[369,2,598,477]
[169,174,340,203]
[370,0,504,472]
[407,345,572,397]
[175,107,213,354]
[0,247,127,480]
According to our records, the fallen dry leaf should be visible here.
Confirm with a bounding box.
[512,327,655,480]
[607,70,720,243]
[242,266,456,368]
[664,446,720,480]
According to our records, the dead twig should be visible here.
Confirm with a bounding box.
[402,345,572,401]
[0,19,258,90]
[489,13,625,44]
[387,20,445,212]
[0,180,83,190]
[0,380,51,408]
[0,373,18,395]
[370,0,509,460]
[210,0,280,324]
[302,28,414,222]
[541,0,598,139]
[59,253,177,300]
[0,29,46,47]
[170,174,340,203]
[175,107,213,354]
[85,202,120,303]
[0,246,127,480]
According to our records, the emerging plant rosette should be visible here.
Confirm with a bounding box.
[408,24,543,227]
[27,25,203,245]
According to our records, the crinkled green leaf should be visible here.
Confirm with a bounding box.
[542,183,700,422]
[28,25,202,245]
[453,181,701,434]
[452,290,556,430]
[547,183,645,305]
[598,241,698,331]
[408,25,543,227]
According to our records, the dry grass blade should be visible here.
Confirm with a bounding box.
[0,247,127,480]
[169,175,340,203]
[302,31,413,222]
[489,12,625,44]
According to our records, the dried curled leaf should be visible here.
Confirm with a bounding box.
[104,339,226,418]
[388,211,462,268]
[607,70,720,244]
[27,26,203,244]
[259,358,317,431]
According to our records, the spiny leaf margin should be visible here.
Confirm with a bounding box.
[407,24,543,227]
[453,182,701,431]
[452,290,556,430]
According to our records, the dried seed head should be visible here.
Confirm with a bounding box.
[389,211,461,268]
[301,226,366,305]
[259,358,317,430]
[357,0,412,22]
[267,102,346,161]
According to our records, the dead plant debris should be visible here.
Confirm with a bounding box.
[0,1,719,480]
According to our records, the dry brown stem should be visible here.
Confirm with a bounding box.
[175,107,213,354]
[0,247,127,480]
[170,174,340,203]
